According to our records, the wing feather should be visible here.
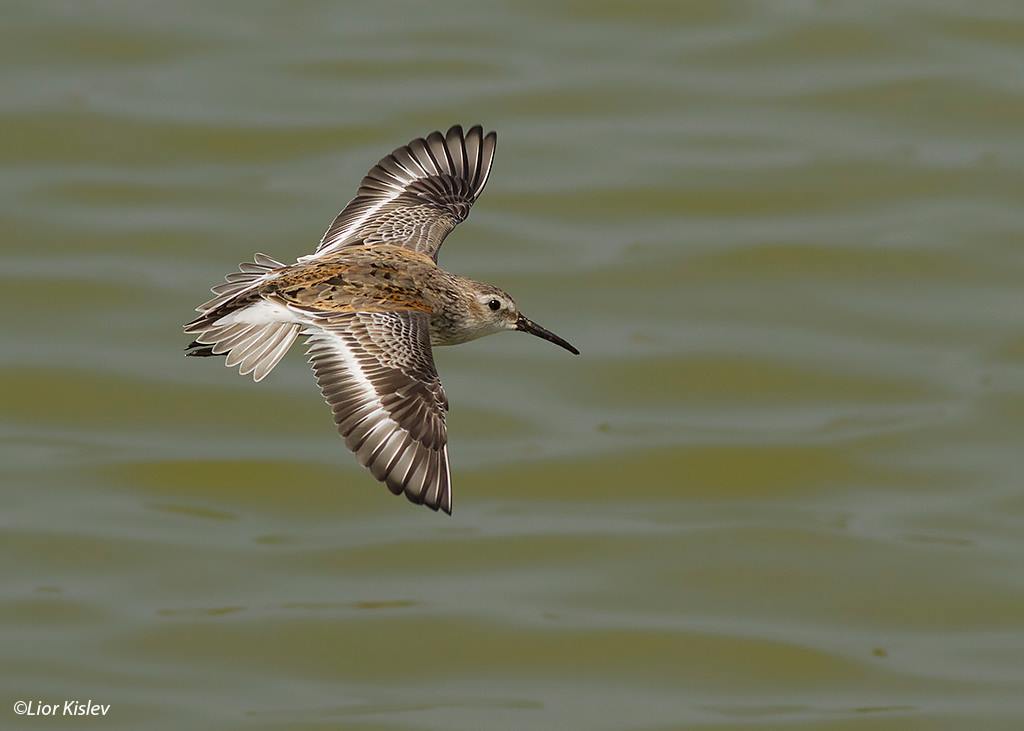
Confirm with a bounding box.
[305,311,451,513]
[305,124,497,262]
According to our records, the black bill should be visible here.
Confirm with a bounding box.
[515,314,580,355]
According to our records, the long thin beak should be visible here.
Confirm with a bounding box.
[515,314,580,355]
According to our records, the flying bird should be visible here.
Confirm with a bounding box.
[184,125,578,514]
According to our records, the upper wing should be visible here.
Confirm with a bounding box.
[304,311,452,513]
[304,124,497,263]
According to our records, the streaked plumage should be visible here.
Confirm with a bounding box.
[184,125,577,514]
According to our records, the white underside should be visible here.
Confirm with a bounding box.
[213,299,300,328]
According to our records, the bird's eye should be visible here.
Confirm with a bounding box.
[488,299,501,311]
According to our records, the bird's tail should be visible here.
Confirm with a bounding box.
[183,253,300,382]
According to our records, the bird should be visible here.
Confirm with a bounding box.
[183,124,578,515]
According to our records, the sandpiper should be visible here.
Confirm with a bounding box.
[184,125,578,514]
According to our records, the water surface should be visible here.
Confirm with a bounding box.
[3,2,1024,729]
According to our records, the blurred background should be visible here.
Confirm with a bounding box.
[3,2,1023,729]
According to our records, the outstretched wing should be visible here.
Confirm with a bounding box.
[304,124,497,263]
[304,311,452,513]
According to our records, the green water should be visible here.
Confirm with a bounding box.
[3,2,1024,729]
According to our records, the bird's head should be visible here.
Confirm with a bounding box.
[465,282,579,355]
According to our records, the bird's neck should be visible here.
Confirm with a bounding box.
[427,273,491,346]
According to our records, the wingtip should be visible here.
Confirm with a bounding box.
[429,497,453,516]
